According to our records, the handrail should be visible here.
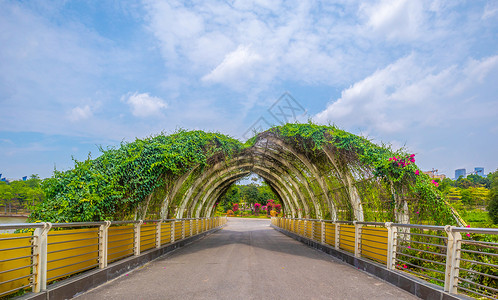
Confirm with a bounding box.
[271,217,497,299]
[0,216,227,298]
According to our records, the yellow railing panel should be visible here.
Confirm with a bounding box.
[108,225,134,263]
[361,226,388,264]
[0,232,32,297]
[160,222,172,245]
[313,222,322,241]
[140,224,156,252]
[174,221,183,240]
[185,222,191,238]
[324,223,335,246]
[47,228,99,282]
[339,225,355,253]
[305,222,312,238]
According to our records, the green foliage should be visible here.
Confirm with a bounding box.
[30,130,242,222]
[270,123,454,224]
[218,182,279,213]
[0,175,44,212]
[30,123,457,225]
[488,170,498,224]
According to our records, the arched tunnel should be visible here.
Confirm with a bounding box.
[30,124,456,226]
[164,129,436,224]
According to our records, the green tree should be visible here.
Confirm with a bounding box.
[460,189,472,205]
[456,177,474,189]
[467,174,491,188]
[437,177,454,193]
[0,182,13,213]
[487,170,498,224]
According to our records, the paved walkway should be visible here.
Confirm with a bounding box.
[75,218,417,300]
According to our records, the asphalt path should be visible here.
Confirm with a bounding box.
[75,218,417,300]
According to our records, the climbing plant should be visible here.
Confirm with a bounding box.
[30,123,455,225]
[29,130,242,222]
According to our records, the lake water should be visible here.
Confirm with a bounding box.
[0,216,28,233]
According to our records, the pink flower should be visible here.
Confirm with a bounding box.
[403,265,407,269]
[466,233,471,237]
[415,170,419,175]
[410,154,415,158]
[431,180,439,187]
[407,246,411,248]
[466,225,470,228]
[415,211,419,214]
[392,157,397,161]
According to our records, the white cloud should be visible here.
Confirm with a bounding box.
[482,2,498,20]
[314,53,498,139]
[359,0,425,41]
[202,45,263,89]
[143,1,371,91]
[124,92,168,118]
[69,105,92,122]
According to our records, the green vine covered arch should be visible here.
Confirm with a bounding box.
[30,123,456,225]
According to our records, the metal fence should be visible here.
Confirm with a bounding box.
[271,217,498,300]
[0,217,226,298]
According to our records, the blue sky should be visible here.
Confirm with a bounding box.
[1,0,497,180]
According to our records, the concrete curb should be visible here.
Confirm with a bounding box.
[17,226,225,300]
[271,225,471,300]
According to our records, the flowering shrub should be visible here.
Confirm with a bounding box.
[232,203,239,212]
[274,204,281,214]
[254,203,261,215]
[266,199,275,216]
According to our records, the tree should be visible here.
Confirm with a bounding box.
[437,177,454,193]
[456,177,474,189]
[240,184,259,206]
[460,189,472,205]
[467,174,491,188]
[487,170,498,224]
[0,182,13,213]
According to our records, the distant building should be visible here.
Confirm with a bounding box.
[455,169,466,180]
[423,170,446,180]
[474,167,484,177]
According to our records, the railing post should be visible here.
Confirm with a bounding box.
[156,221,162,248]
[99,221,111,268]
[386,223,397,270]
[311,220,315,240]
[354,221,362,258]
[181,220,185,239]
[444,226,462,293]
[171,221,175,243]
[134,220,143,256]
[335,222,340,249]
[33,222,51,292]
[321,220,325,244]
[190,219,193,236]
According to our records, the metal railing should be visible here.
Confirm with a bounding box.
[0,217,226,298]
[271,217,498,300]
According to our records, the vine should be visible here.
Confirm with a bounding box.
[30,123,455,225]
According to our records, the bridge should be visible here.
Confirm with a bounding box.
[1,217,496,299]
[73,218,416,300]
[1,124,496,299]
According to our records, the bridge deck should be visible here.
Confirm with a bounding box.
[75,218,417,300]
